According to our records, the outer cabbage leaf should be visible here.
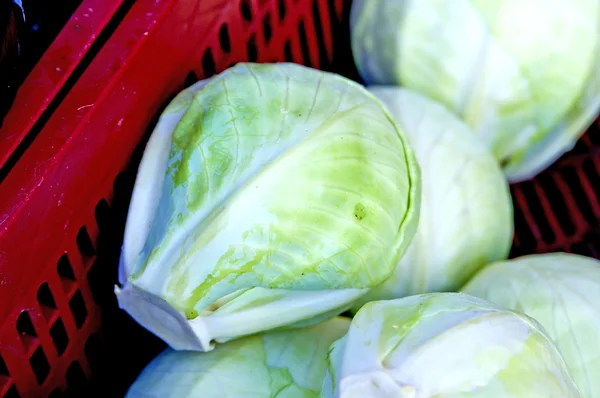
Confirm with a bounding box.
[353,87,512,306]
[126,317,351,398]
[116,63,420,351]
[350,0,600,182]
[463,253,600,398]
[322,293,581,397]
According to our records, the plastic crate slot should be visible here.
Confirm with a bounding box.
[0,358,9,398]
[0,355,7,379]
[65,361,87,396]
[219,24,231,53]
[588,122,600,146]
[16,311,36,338]
[561,167,597,225]
[570,132,591,156]
[184,71,199,89]
[582,158,600,209]
[29,346,50,385]
[49,319,69,356]
[247,34,258,62]
[94,200,111,233]
[76,227,96,258]
[240,0,253,22]
[520,182,556,245]
[37,282,57,310]
[538,174,576,236]
[284,40,293,61]
[511,188,537,253]
[57,254,76,282]
[262,13,272,44]
[202,49,216,78]
[278,0,286,21]
[571,240,595,257]
[113,171,134,198]
[297,20,312,67]
[68,290,87,329]
[586,231,600,257]
[580,133,593,151]
[510,197,536,256]
[38,283,59,323]
[312,0,330,69]
[3,385,19,398]
[511,193,536,252]
[586,240,598,257]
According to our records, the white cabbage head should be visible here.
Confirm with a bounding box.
[463,253,600,397]
[350,0,600,182]
[126,317,350,397]
[353,87,512,307]
[115,63,420,352]
[323,293,581,397]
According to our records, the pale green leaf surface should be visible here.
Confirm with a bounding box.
[352,88,512,307]
[117,63,420,350]
[322,293,580,397]
[350,0,600,181]
[463,253,600,398]
[126,317,350,398]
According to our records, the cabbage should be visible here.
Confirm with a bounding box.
[115,63,420,351]
[126,317,350,397]
[350,0,600,182]
[463,253,600,397]
[353,87,512,306]
[322,293,581,397]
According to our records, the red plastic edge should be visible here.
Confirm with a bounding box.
[0,0,126,169]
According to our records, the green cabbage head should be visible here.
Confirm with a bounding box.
[463,253,600,398]
[115,63,420,351]
[352,87,512,307]
[323,293,581,397]
[126,317,350,397]
[350,0,600,182]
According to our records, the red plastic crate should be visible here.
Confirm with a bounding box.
[0,0,348,395]
[0,0,599,396]
[510,121,600,258]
